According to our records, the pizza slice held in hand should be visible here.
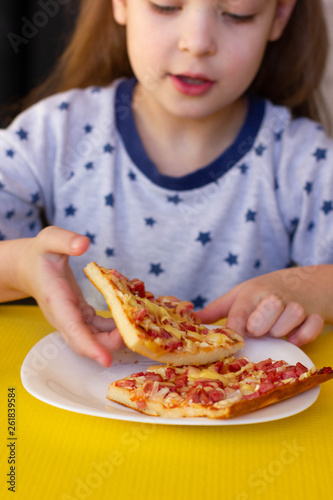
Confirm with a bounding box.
[84,262,244,365]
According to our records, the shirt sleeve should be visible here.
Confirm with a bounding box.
[275,116,333,267]
[0,88,88,241]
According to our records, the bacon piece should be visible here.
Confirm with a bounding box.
[228,357,249,373]
[253,358,273,371]
[128,278,147,298]
[130,372,145,378]
[115,379,137,389]
[193,378,224,389]
[207,390,225,403]
[165,340,183,352]
[176,374,189,388]
[165,367,176,380]
[144,372,164,382]
[110,269,126,281]
[133,308,149,323]
[179,321,197,332]
[214,361,225,374]
[146,328,172,340]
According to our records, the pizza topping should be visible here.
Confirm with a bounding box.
[111,356,317,411]
[100,267,244,356]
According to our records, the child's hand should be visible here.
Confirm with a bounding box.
[197,269,325,346]
[20,226,125,366]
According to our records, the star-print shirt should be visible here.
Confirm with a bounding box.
[0,78,333,310]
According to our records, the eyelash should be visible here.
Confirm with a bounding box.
[149,3,255,22]
[150,3,180,15]
[223,13,255,23]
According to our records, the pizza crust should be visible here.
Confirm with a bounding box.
[84,262,244,365]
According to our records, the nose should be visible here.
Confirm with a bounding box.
[178,9,217,57]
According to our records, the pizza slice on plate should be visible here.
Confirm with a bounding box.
[84,262,244,365]
[107,356,333,419]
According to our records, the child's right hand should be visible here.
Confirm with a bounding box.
[15,227,125,366]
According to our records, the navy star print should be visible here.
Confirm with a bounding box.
[85,232,96,244]
[196,232,212,246]
[0,230,6,241]
[6,149,15,158]
[246,209,256,222]
[225,253,238,266]
[84,124,93,133]
[31,192,40,204]
[254,260,261,269]
[65,204,77,217]
[104,143,114,154]
[85,162,94,170]
[149,263,164,276]
[238,163,249,175]
[16,128,28,140]
[304,182,313,195]
[167,195,183,205]
[307,221,315,231]
[58,102,69,111]
[6,210,15,219]
[105,193,114,207]
[255,143,266,156]
[145,218,156,227]
[313,148,327,162]
[0,182,5,189]
[321,201,333,215]
[191,296,207,309]
[105,248,115,257]
[128,171,136,181]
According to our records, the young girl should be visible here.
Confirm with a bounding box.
[1,0,333,367]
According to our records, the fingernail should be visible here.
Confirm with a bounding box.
[71,236,83,251]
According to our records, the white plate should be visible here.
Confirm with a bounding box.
[21,332,320,425]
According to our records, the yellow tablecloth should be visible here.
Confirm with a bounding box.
[1,305,333,500]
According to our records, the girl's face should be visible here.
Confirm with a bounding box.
[112,0,296,122]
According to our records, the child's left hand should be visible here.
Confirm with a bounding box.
[197,269,326,346]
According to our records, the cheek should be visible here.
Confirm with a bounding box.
[229,40,267,84]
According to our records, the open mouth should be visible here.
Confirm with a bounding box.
[176,74,213,85]
[170,74,215,96]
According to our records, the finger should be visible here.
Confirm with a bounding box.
[36,226,90,258]
[94,329,126,352]
[90,314,117,332]
[269,302,306,338]
[225,294,261,337]
[44,280,113,367]
[246,294,285,337]
[196,288,238,324]
[288,314,324,346]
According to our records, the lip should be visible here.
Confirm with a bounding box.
[169,73,215,96]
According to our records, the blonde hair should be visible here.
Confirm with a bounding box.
[15,0,331,127]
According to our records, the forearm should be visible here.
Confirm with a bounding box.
[0,239,33,302]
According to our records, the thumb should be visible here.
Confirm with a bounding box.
[35,226,90,258]
[196,288,238,324]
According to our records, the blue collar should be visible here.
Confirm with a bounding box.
[116,77,265,191]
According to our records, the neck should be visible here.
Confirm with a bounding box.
[132,87,247,177]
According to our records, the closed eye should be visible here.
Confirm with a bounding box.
[150,2,181,15]
[223,13,255,23]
